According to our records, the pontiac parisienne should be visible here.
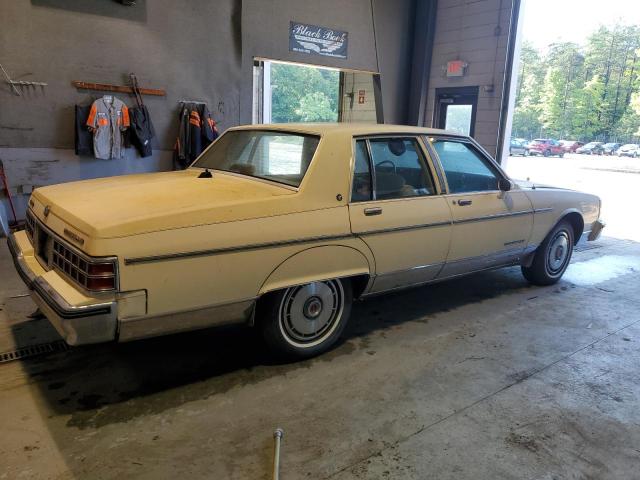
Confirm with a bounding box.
[8,124,604,357]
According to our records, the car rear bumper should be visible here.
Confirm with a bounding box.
[8,232,118,346]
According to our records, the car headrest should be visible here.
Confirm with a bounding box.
[388,139,406,156]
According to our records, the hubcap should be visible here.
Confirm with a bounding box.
[547,231,570,274]
[279,280,344,346]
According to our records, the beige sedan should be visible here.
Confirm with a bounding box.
[8,124,604,357]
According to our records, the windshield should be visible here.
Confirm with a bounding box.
[622,144,637,149]
[192,130,320,187]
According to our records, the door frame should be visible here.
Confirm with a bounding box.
[434,86,479,137]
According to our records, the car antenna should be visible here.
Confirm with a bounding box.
[198,168,213,178]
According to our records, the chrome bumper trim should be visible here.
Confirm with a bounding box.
[588,220,605,241]
[7,234,36,286]
[7,234,118,346]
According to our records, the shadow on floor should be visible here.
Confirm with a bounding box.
[13,266,531,428]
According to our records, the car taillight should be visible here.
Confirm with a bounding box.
[88,262,115,276]
[86,276,116,291]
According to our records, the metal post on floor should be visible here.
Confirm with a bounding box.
[272,428,284,480]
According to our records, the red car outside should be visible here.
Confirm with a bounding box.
[559,140,584,153]
[528,139,565,157]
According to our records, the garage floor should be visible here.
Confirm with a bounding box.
[1,237,639,479]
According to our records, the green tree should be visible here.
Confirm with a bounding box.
[539,43,585,138]
[512,41,545,139]
[513,26,640,142]
[270,64,339,123]
[295,92,336,122]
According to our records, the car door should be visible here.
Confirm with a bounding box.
[427,137,534,278]
[348,137,452,293]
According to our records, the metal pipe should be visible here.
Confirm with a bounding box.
[272,428,284,480]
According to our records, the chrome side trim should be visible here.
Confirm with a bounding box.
[438,247,524,278]
[124,233,354,265]
[534,207,554,214]
[369,262,445,293]
[504,239,525,246]
[117,298,256,342]
[356,220,451,237]
[452,210,533,225]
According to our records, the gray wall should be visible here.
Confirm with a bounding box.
[426,0,512,157]
[0,0,416,225]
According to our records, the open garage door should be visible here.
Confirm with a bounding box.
[253,59,382,124]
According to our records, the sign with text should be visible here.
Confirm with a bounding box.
[289,22,348,59]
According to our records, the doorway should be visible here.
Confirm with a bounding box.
[434,86,479,137]
[253,59,382,124]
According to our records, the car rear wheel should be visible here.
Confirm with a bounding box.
[543,150,551,157]
[259,279,353,358]
[522,220,574,286]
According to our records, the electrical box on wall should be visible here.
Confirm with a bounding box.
[446,60,468,77]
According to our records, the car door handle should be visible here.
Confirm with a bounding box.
[364,207,383,216]
[457,199,473,206]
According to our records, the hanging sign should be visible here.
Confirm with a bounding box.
[358,90,366,104]
[289,21,348,59]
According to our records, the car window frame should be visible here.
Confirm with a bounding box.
[349,135,443,203]
[423,134,512,195]
[189,128,323,191]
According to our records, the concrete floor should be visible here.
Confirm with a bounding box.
[1,234,639,479]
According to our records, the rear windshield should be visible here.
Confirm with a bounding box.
[192,130,320,187]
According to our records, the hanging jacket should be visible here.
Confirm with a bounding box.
[129,105,156,158]
[174,102,220,169]
[86,95,130,160]
[74,105,93,156]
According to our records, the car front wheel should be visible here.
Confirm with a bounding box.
[522,220,574,286]
[259,279,353,358]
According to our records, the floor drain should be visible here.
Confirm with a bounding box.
[0,341,70,364]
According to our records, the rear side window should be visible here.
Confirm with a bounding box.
[368,138,435,200]
[351,140,373,202]
[432,140,499,193]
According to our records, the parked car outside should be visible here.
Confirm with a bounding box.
[576,142,604,155]
[559,140,584,153]
[509,139,529,156]
[8,124,604,358]
[527,139,565,157]
[617,144,639,158]
[602,143,621,155]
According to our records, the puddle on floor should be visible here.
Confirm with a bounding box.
[564,255,640,286]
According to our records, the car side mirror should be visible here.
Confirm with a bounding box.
[498,178,511,192]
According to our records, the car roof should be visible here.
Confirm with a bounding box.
[229,122,467,138]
